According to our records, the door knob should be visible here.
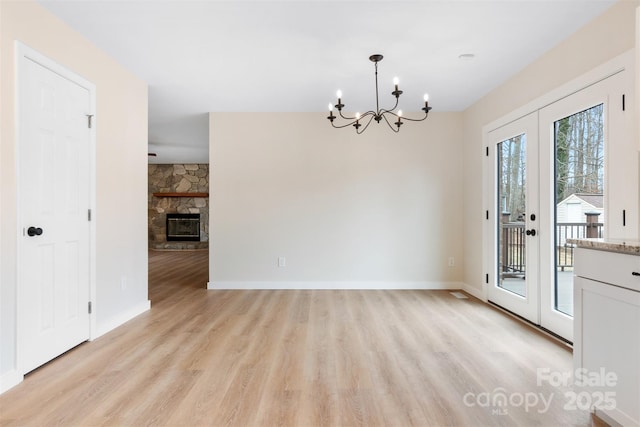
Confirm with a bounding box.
[27,226,43,237]
[526,229,536,236]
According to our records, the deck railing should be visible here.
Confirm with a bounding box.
[499,220,603,276]
[556,222,603,270]
[500,222,526,278]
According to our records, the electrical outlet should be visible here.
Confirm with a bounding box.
[278,257,286,267]
[448,257,455,267]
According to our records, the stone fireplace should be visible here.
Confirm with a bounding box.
[148,164,209,250]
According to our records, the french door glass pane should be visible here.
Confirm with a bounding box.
[497,134,526,297]
[554,104,604,316]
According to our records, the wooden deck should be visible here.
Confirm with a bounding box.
[0,250,600,426]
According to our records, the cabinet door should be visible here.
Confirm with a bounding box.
[574,277,640,426]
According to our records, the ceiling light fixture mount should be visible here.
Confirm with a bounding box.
[327,54,431,134]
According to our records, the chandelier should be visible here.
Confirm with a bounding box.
[327,54,431,134]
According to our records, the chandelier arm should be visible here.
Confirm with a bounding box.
[338,109,354,120]
[356,115,376,135]
[330,111,378,129]
[396,111,429,122]
[380,108,429,122]
[330,119,360,129]
[378,96,400,116]
[379,110,399,118]
[381,113,400,133]
[338,110,376,121]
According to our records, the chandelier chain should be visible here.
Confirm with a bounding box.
[374,61,380,119]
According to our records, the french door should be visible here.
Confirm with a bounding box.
[486,112,539,324]
[486,70,627,342]
[538,72,626,340]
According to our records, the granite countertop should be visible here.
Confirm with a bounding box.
[567,238,640,256]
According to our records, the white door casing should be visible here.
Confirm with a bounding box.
[16,43,96,374]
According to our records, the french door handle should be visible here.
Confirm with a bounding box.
[526,229,536,236]
[632,272,640,277]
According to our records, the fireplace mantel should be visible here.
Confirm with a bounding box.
[152,192,209,198]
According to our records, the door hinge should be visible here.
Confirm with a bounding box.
[486,210,489,220]
[88,301,92,314]
[623,209,626,226]
[88,209,92,221]
[485,274,489,284]
[622,94,626,111]
[87,114,94,129]
[485,146,489,157]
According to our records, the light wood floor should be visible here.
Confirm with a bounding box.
[0,250,601,426]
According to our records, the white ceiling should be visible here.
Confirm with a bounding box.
[39,0,616,164]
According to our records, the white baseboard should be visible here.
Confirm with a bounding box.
[0,369,23,394]
[92,300,151,340]
[208,281,464,290]
[462,282,486,301]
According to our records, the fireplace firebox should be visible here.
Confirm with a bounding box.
[166,213,200,241]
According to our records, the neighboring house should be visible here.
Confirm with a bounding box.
[557,193,604,223]
[556,193,604,245]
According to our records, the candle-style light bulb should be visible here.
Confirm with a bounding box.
[422,93,431,114]
[327,102,336,122]
[395,109,403,129]
[337,90,342,99]
[393,77,399,86]
[353,111,362,130]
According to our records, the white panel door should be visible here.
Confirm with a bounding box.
[18,55,91,374]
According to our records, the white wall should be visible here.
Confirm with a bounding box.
[0,1,149,391]
[462,0,639,295]
[210,112,464,288]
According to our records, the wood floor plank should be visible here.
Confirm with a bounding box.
[0,250,599,426]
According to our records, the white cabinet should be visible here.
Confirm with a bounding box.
[574,247,640,426]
